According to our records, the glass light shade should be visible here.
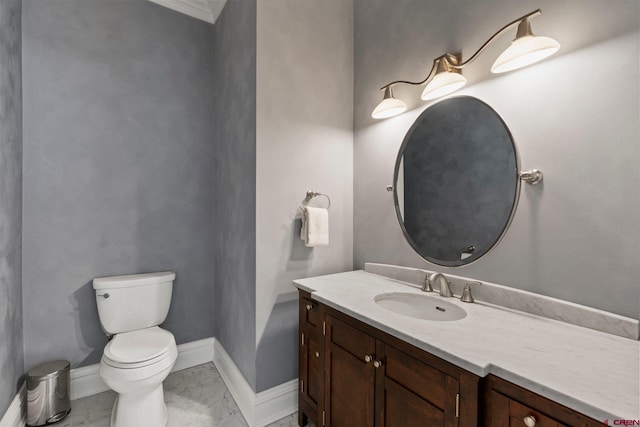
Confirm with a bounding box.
[421,71,467,101]
[372,87,407,119]
[491,34,560,74]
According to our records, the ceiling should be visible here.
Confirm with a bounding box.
[147,0,227,24]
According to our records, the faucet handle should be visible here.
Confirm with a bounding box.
[460,281,482,303]
[422,274,434,292]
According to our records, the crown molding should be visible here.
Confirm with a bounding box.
[147,0,227,24]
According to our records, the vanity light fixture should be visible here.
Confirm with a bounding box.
[371,86,408,119]
[372,9,560,119]
[421,54,467,101]
[491,18,561,73]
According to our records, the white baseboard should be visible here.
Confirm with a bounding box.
[0,384,25,427]
[171,337,215,373]
[71,336,216,400]
[70,364,107,401]
[212,340,298,427]
[212,340,256,423]
[1,337,297,427]
[254,378,298,427]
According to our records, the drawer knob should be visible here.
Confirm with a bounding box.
[373,360,383,368]
[306,304,313,310]
[523,415,536,427]
[364,355,373,363]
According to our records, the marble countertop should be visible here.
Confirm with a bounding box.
[293,270,640,422]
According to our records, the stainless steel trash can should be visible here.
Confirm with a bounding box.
[26,360,71,426]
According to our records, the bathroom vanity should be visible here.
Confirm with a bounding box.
[294,268,640,427]
[298,289,479,427]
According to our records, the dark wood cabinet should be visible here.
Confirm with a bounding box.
[298,291,604,427]
[378,342,461,427]
[300,332,323,409]
[483,375,602,427]
[298,290,479,427]
[325,315,376,427]
[298,294,325,427]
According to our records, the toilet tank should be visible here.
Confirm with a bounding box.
[92,271,175,335]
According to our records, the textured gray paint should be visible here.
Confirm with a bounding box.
[212,0,257,389]
[255,0,353,392]
[255,293,298,392]
[0,0,23,415]
[22,0,216,370]
[354,0,640,318]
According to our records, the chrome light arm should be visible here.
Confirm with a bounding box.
[379,59,439,90]
[377,9,543,90]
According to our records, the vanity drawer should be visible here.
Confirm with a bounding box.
[299,291,324,336]
[483,375,602,427]
[495,391,568,427]
[301,296,322,329]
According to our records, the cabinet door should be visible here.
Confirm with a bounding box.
[298,292,325,427]
[325,315,376,427]
[376,343,460,427]
[300,328,324,411]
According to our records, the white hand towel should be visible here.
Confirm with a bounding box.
[300,206,329,247]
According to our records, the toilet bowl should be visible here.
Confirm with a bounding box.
[93,271,177,427]
[100,327,177,427]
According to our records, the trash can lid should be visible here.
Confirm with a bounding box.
[27,360,70,380]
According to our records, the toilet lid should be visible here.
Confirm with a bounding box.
[103,327,175,368]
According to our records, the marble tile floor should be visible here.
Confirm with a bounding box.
[59,363,305,427]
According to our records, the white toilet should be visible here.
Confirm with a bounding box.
[93,271,178,427]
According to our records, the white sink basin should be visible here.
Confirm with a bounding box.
[374,292,467,321]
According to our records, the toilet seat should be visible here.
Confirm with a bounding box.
[103,327,175,369]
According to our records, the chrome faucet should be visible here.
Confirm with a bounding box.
[429,272,454,297]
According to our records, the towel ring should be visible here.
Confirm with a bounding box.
[301,190,331,210]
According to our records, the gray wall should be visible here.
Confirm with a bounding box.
[212,0,258,389]
[0,0,23,415]
[255,0,354,392]
[354,0,640,318]
[22,0,217,370]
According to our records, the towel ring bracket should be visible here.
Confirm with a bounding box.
[301,190,331,210]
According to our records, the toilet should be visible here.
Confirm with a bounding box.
[93,271,178,427]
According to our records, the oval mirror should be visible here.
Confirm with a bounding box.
[394,96,520,266]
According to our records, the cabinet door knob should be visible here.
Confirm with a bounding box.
[306,304,313,310]
[523,415,536,427]
[315,352,320,358]
[364,355,373,363]
[373,360,383,368]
